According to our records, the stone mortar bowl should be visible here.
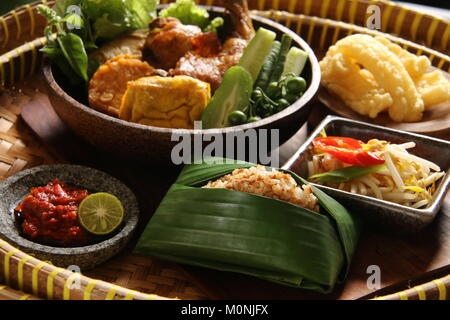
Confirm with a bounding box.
[43,6,321,163]
[0,165,139,270]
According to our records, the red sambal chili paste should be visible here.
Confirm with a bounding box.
[15,179,91,246]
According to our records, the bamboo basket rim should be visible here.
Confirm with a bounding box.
[371,273,450,300]
[0,0,448,300]
[0,283,41,300]
[259,9,450,64]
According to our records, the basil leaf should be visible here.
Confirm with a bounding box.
[40,40,61,57]
[57,33,89,82]
[309,164,386,183]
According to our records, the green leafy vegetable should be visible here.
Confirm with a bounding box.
[84,0,158,40]
[38,4,90,85]
[57,33,89,81]
[159,0,223,32]
[55,0,158,41]
[159,0,208,29]
[38,0,158,84]
[309,164,386,183]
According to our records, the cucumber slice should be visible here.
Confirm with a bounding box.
[238,27,277,81]
[201,66,253,129]
[282,47,309,77]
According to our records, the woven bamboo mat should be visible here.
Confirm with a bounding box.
[0,80,56,179]
[0,0,449,300]
[84,254,211,300]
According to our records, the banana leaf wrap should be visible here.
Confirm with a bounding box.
[135,159,361,293]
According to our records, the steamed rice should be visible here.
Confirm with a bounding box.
[203,165,319,212]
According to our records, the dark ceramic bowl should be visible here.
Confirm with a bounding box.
[43,6,321,163]
[0,165,139,270]
[283,116,450,234]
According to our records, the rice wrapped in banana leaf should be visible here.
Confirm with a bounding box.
[135,158,361,293]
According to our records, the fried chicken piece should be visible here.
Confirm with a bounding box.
[88,55,157,117]
[170,0,255,91]
[170,54,223,91]
[170,32,223,91]
[225,0,255,41]
[144,17,203,70]
[190,32,222,57]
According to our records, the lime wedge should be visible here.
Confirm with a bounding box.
[78,193,124,235]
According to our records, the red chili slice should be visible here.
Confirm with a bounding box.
[312,137,385,167]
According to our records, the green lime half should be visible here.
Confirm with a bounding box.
[78,193,124,235]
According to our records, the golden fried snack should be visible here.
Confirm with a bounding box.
[119,76,211,129]
[415,70,450,107]
[322,34,424,122]
[320,50,392,118]
[321,34,449,122]
[375,36,430,79]
[89,55,156,117]
[375,37,450,107]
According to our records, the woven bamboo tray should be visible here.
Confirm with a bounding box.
[0,0,449,300]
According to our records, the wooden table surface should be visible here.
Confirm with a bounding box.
[20,93,450,300]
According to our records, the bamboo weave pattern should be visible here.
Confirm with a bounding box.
[0,0,448,300]
[372,274,450,300]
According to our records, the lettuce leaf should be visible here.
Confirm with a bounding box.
[55,0,159,40]
[159,0,210,30]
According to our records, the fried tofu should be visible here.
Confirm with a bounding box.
[119,76,211,129]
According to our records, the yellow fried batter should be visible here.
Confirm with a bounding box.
[333,34,424,122]
[415,70,450,107]
[319,34,450,122]
[321,35,450,122]
[119,76,211,129]
[320,50,392,118]
[89,55,156,117]
[375,36,450,109]
[375,36,430,79]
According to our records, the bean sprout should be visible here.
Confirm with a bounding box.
[307,138,445,208]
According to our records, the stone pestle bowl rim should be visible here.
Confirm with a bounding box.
[0,164,139,269]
